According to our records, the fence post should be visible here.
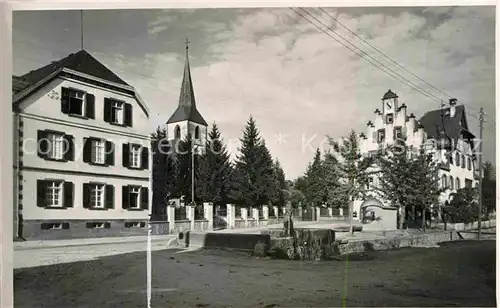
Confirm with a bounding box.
[273,206,279,218]
[226,204,235,229]
[315,207,321,221]
[167,205,175,233]
[187,204,195,231]
[328,207,333,218]
[241,208,248,227]
[298,206,303,220]
[252,207,260,224]
[203,202,213,230]
[263,205,269,220]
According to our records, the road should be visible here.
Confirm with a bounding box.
[14,235,178,269]
[14,240,496,307]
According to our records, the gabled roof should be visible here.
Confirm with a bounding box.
[19,50,130,87]
[12,50,150,117]
[166,44,207,126]
[419,105,475,148]
[382,89,398,100]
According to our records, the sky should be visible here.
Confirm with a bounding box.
[13,6,495,180]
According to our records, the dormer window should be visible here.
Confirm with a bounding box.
[386,113,394,124]
[68,91,85,115]
[61,87,95,119]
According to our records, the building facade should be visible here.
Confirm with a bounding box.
[354,90,479,221]
[13,50,152,240]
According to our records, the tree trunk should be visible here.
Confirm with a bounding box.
[422,207,426,232]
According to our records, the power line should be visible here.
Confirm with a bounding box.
[314,7,496,127]
[291,8,443,104]
[290,8,495,137]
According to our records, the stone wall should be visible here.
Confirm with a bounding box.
[185,231,271,251]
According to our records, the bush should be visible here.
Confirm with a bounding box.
[253,242,269,257]
[269,246,291,260]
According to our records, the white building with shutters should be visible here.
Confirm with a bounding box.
[12,50,152,240]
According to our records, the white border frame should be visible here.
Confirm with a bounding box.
[1,2,498,308]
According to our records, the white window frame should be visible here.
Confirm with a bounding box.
[68,90,86,117]
[45,181,63,207]
[111,100,124,125]
[91,139,106,164]
[47,133,65,160]
[90,184,106,208]
[130,145,142,168]
[129,186,141,209]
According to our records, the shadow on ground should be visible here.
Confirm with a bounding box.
[14,241,496,308]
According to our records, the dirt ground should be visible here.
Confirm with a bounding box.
[14,240,496,308]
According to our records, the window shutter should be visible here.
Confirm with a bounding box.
[104,98,112,123]
[37,130,48,159]
[63,181,74,208]
[63,134,74,161]
[83,138,92,163]
[41,223,50,230]
[141,187,149,210]
[86,222,93,229]
[124,103,133,127]
[104,222,111,228]
[62,222,70,229]
[105,185,115,209]
[86,93,95,119]
[105,141,115,166]
[122,185,130,209]
[141,146,149,170]
[37,180,46,207]
[82,183,90,208]
[122,143,130,167]
[61,87,70,114]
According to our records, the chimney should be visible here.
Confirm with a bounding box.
[449,98,457,118]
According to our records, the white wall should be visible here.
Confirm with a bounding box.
[22,170,149,220]
[17,76,151,221]
[20,77,150,136]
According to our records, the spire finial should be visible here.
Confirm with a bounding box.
[184,37,190,50]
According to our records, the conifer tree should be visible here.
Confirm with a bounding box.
[271,159,287,207]
[304,148,327,207]
[233,116,276,207]
[196,123,234,206]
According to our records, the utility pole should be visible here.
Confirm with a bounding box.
[191,142,195,205]
[477,107,484,240]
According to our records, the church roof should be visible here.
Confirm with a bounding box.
[382,89,398,100]
[166,43,208,126]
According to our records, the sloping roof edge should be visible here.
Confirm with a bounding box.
[13,68,150,117]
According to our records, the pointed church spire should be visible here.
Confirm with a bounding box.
[166,39,208,126]
[178,37,196,108]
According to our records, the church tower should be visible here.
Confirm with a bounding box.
[166,38,208,153]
